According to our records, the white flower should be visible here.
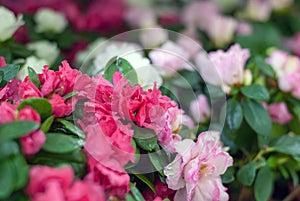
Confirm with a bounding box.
[76,38,106,65]
[27,40,59,64]
[0,6,24,41]
[16,56,47,81]
[139,27,168,48]
[34,8,67,33]
[93,41,162,89]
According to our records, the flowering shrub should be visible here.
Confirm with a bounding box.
[1,1,300,201]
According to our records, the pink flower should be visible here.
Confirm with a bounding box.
[268,102,292,124]
[0,56,7,67]
[26,165,105,201]
[18,106,45,155]
[19,79,43,99]
[149,41,190,76]
[39,66,60,97]
[49,94,72,117]
[125,7,156,28]
[237,21,252,36]
[85,157,130,199]
[0,102,16,123]
[198,44,250,92]
[164,131,233,201]
[190,94,211,123]
[26,166,74,200]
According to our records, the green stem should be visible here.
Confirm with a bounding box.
[252,147,275,162]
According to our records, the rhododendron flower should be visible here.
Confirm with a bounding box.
[0,56,7,67]
[0,79,21,103]
[49,94,72,118]
[0,6,24,41]
[197,44,250,93]
[266,50,300,98]
[0,102,16,123]
[26,165,105,201]
[164,131,233,201]
[267,102,292,124]
[190,94,211,124]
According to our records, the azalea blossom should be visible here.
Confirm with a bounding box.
[267,102,292,124]
[190,94,211,124]
[0,6,24,41]
[164,131,233,201]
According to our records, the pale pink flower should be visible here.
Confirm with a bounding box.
[149,41,189,76]
[267,102,292,124]
[237,21,252,36]
[206,15,238,47]
[125,7,156,28]
[164,131,233,201]
[240,0,272,22]
[177,28,201,59]
[190,95,211,124]
[197,44,250,92]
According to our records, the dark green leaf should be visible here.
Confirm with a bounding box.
[42,133,84,154]
[225,99,243,130]
[242,99,272,136]
[40,116,54,133]
[133,172,156,194]
[27,67,41,89]
[241,84,270,101]
[134,127,158,151]
[0,71,3,84]
[130,182,145,201]
[0,64,20,87]
[254,56,276,78]
[11,155,29,189]
[221,166,235,184]
[103,57,138,85]
[57,119,86,139]
[0,141,19,160]
[125,139,140,169]
[0,160,16,199]
[254,166,273,201]
[0,121,39,141]
[286,165,299,186]
[18,98,52,120]
[237,162,256,186]
[271,135,300,156]
[148,149,168,176]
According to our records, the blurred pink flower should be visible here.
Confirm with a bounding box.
[0,56,7,67]
[190,94,211,124]
[198,44,250,91]
[0,102,16,123]
[26,165,105,201]
[237,21,253,36]
[284,33,300,57]
[164,131,233,201]
[149,41,189,76]
[267,102,292,124]
[206,15,238,47]
[125,7,156,28]
[241,0,272,22]
[266,50,300,98]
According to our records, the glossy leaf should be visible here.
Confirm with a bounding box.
[254,166,273,201]
[241,84,270,101]
[57,119,86,139]
[237,162,256,186]
[42,133,84,154]
[27,67,41,89]
[225,99,243,130]
[0,160,16,199]
[242,99,272,136]
[221,166,235,184]
[18,98,52,120]
[40,116,54,133]
[0,121,39,141]
[271,135,300,157]
[130,182,145,201]
[0,64,20,87]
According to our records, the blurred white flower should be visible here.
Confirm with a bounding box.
[27,40,59,64]
[93,42,162,89]
[125,7,157,28]
[139,27,168,48]
[238,0,272,22]
[0,6,24,41]
[34,8,67,33]
[76,38,106,65]
[16,56,47,81]
[269,0,293,10]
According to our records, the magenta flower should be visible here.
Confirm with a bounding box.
[164,131,233,201]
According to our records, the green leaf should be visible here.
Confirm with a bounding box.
[241,84,270,101]
[286,165,299,186]
[254,56,276,78]
[40,116,54,133]
[63,91,78,100]
[11,155,29,190]
[27,67,41,89]
[254,166,273,201]
[130,182,145,201]
[0,71,3,84]
[0,121,39,141]
[242,99,272,136]
[133,172,156,194]
[134,127,158,151]
[42,133,84,154]
[0,141,19,160]
[0,160,16,199]
[103,57,138,85]
[57,119,86,139]
[271,135,300,156]
[18,98,52,120]
[125,139,140,169]
[237,162,256,186]
[0,64,20,87]
[225,99,243,130]
[148,149,169,176]
[125,194,136,201]
[221,166,235,184]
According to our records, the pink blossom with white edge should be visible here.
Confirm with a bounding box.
[190,94,211,124]
[164,131,233,201]
[267,102,292,124]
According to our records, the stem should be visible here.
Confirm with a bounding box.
[252,147,275,162]
[283,185,300,201]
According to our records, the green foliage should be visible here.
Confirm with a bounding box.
[241,84,270,101]
[0,64,20,87]
[237,162,257,186]
[254,166,273,201]
[18,98,53,120]
[0,121,39,141]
